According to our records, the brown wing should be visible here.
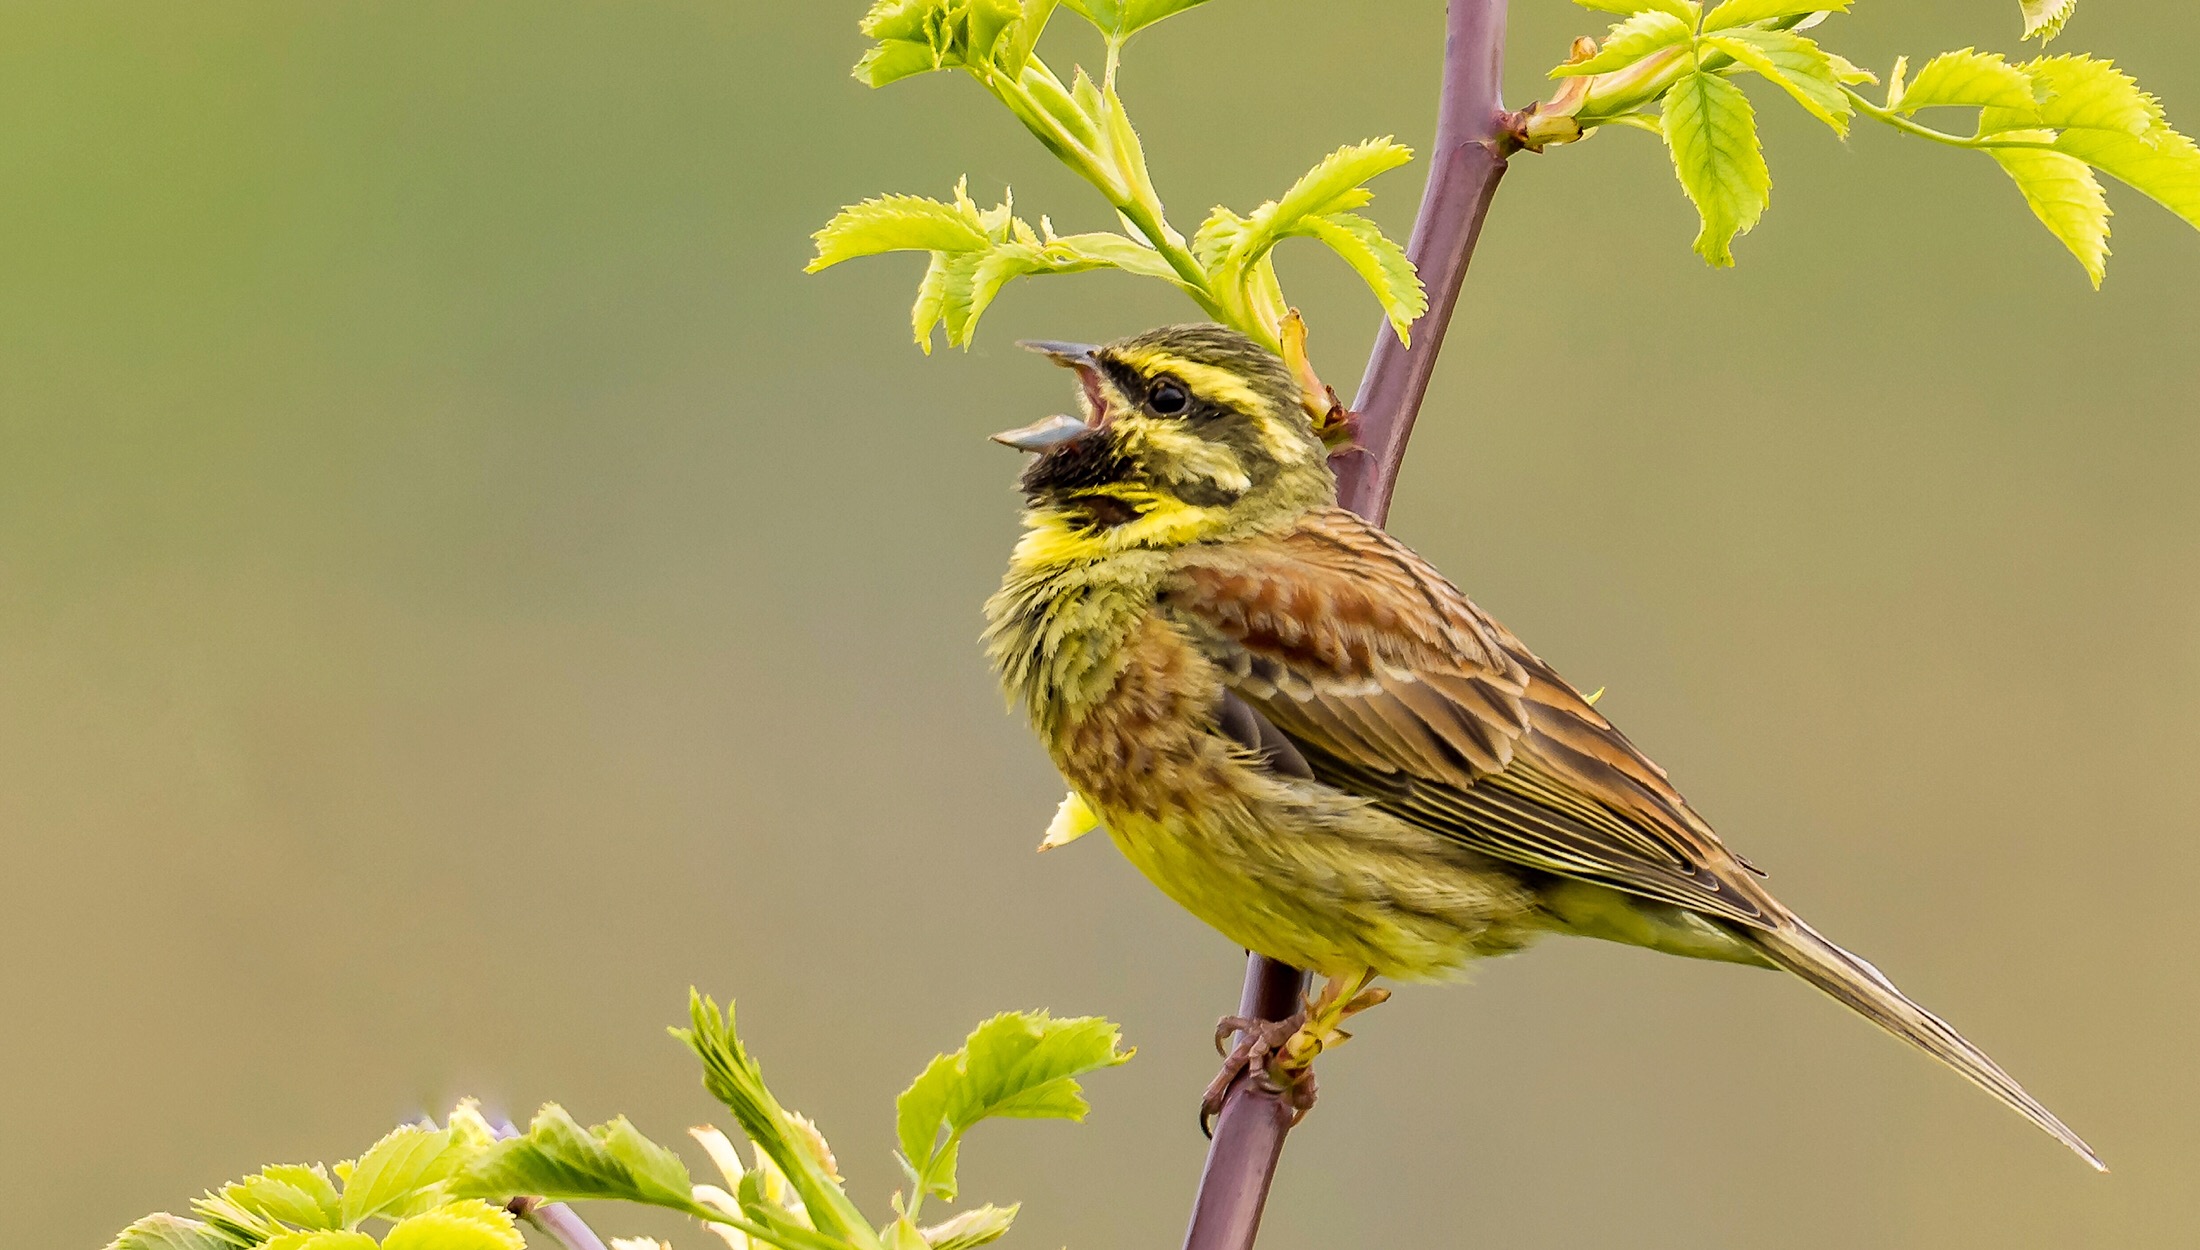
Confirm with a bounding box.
[1162,507,1780,928]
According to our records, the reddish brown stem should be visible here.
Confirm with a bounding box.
[1179,3,1513,1248]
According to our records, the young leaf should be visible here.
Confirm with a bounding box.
[2056,121,2200,230]
[1551,11,1693,78]
[1705,28,1852,135]
[1991,135,2112,286]
[197,1166,344,1236]
[895,1012,1131,1203]
[1896,49,2038,116]
[920,1204,1019,1250]
[1297,213,1427,341]
[339,1124,471,1227]
[809,195,990,271]
[107,1214,231,1250]
[2027,55,2154,136]
[1064,0,1213,40]
[381,1202,526,1250]
[1663,70,1772,265]
[260,1233,377,1250]
[1266,138,1415,229]
[1702,0,1851,31]
[677,993,879,1249]
[2021,0,2077,43]
[1574,0,1699,19]
[453,1104,711,1218]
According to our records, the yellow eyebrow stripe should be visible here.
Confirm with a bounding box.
[1106,348,1272,421]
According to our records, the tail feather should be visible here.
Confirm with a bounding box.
[1747,917,2105,1171]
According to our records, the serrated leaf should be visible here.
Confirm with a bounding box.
[1703,0,1851,31]
[1897,49,2037,116]
[1268,138,1414,227]
[341,1125,471,1227]
[107,1214,232,1250]
[2057,120,2200,230]
[261,1233,378,1250]
[1298,213,1426,342]
[1064,0,1213,38]
[810,195,989,271]
[453,1104,708,1217]
[1706,29,1852,135]
[1991,133,2111,286]
[1574,0,1698,18]
[920,1204,1019,1250]
[2021,0,2077,43]
[676,994,876,1248]
[1192,207,1251,272]
[1663,70,1772,265]
[1551,11,1693,78]
[854,38,944,87]
[208,1166,343,1233]
[2028,55,2154,136]
[382,1202,526,1250]
[895,1013,1131,1202]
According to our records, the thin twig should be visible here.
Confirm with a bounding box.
[1178,3,1514,1248]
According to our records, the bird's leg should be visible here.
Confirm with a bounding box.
[1200,1010,1305,1136]
[1199,970,1389,1133]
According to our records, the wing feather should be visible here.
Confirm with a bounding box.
[1162,507,1778,928]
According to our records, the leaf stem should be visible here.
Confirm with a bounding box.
[1842,87,2063,151]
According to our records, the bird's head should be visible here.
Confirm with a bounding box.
[995,323,1335,561]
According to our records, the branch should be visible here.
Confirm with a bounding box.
[1179,3,1514,1247]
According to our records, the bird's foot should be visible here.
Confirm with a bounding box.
[1200,1011,1312,1136]
[1198,975,1391,1135]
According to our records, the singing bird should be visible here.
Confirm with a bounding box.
[983,323,2100,1167]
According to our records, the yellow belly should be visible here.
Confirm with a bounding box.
[1098,798,1546,982]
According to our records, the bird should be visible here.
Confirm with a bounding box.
[981,322,2102,1168]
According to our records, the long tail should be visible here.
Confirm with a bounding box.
[1745,917,2105,1170]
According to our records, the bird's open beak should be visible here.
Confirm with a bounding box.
[991,340,1108,452]
[990,413,1093,451]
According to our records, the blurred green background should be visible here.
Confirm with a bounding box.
[5,2,2196,1247]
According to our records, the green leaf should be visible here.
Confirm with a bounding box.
[2056,121,2200,231]
[895,1012,1131,1203]
[1020,63,1100,152]
[1896,49,2038,115]
[1551,11,1693,78]
[452,1104,709,1218]
[920,1204,1019,1250]
[261,1234,378,1250]
[382,1202,525,1250]
[1703,0,1850,30]
[199,1166,344,1235]
[854,37,944,87]
[107,1214,232,1250]
[1063,0,1213,39]
[340,1125,471,1227]
[1297,213,1427,342]
[2027,55,2155,136]
[1268,138,1414,227]
[2021,0,2077,43]
[676,993,878,1249]
[1991,133,2112,286]
[1705,29,1852,135]
[809,194,990,271]
[1662,69,1772,265]
[1574,0,1699,19]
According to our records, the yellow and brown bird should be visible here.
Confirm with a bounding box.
[983,322,2100,1167]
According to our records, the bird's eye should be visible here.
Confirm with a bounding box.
[1149,379,1189,415]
